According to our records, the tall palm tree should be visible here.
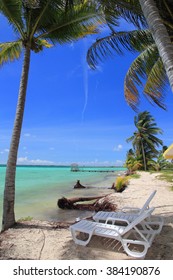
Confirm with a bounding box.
[139,0,173,92]
[127,111,163,171]
[0,0,102,231]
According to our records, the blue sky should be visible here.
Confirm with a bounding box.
[0,15,173,166]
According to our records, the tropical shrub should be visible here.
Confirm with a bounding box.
[113,176,129,192]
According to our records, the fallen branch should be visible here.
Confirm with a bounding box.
[57,195,117,212]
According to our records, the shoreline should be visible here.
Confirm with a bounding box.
[0,171,173,260]
[0,170,120,227]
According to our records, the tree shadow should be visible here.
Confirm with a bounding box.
[12,220,71,231]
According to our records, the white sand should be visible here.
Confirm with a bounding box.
[0,171,173,260]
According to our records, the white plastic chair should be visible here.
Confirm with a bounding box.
[93,190,163,234]
[70,207,156,258]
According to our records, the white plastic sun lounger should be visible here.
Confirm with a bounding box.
[70,207,156,258]
[93,190,163,234]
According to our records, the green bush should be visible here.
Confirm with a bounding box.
[17,216,33,222]
[114,176,129,192]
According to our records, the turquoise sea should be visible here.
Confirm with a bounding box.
[0,166,126,227]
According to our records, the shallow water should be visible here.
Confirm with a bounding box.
[0,166,126,226]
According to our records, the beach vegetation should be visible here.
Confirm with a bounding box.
[126,111,163,171]
[125,151,143,172]
[0,0,103,231]
[156,170,173,191]
[147,153,169,171]
[113,176,129,192]
[17,216,33,222]
[129,173,140,179]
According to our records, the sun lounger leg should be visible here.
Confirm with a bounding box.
[70,228,92,246]
[143,216,164,234]
[122,239,149,259]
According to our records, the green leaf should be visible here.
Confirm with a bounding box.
[37,2,103,44]
[124,44,166,110]
[36,38,53,48]
[0,0,24,36]
[0,41,22,66]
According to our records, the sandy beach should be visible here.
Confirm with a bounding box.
[0,171,173,260]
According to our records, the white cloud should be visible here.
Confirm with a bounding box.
[115,160,124,166]
[24,133,31,137]
[17,157,54,165]
[17,157,28,163]
[113,144,123,152]
[0,148,9,154]
[69,42,74,49]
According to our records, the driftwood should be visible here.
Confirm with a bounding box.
[74,179,115,189]
[74,180,86,189]
[57,195,117,211]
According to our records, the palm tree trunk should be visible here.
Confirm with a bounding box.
[139,0,173,91]
[2,46,31,231]
[141,140,147,171]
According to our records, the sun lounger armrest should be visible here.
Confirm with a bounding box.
[106,217,130,225]
[121,207,141,213]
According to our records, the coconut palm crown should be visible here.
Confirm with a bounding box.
[126,111,163,171]
[0,0,101,62]
[0,0,103,231]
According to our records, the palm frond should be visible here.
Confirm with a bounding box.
[143,57,168,110]
[124,44,161,110]
[28,0,52,39]
[36,38,53,48]
[37,3,103,44]
[30,38,53,53]
[0,41,22,66]
[87,33,125,69]
[87,29,153,70]
[126,135,135,143]
[22,0,64,38]
[0,0,24,36]
[100,0,147,28]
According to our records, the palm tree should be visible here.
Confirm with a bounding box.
[123,29,168,111]
[87,28,169,110]
[125,149,143,172]
[127,111,163,171]
[0,0,102,231]
[87,0,173,110]
[139,0,173,93]
[98,0,146,28]
[148,153,168,171]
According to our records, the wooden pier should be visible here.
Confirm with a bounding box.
[70,164,122,173]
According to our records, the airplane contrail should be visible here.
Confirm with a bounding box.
[81,39,89,122]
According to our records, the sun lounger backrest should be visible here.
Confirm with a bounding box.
[139,190,157,215]
[122,207,155,235]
